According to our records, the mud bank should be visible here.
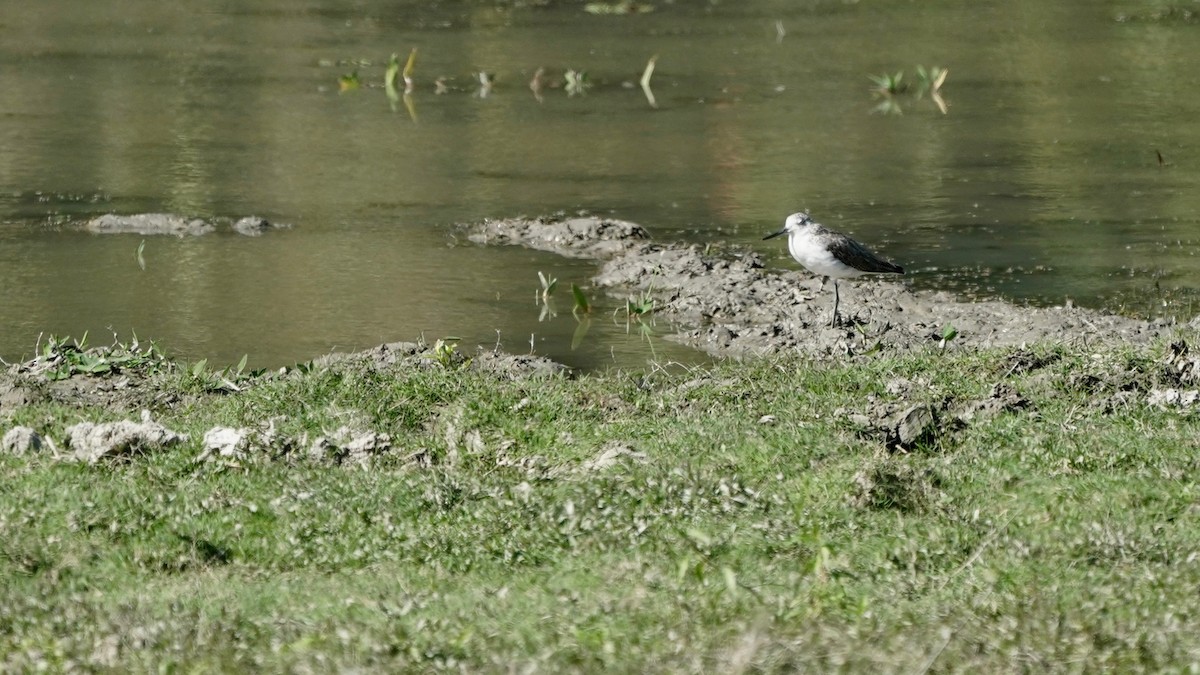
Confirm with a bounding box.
[468,215,1181,357]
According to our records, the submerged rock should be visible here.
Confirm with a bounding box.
[232,216,290,236]
[84,213,290,237]
[86,213,215,236]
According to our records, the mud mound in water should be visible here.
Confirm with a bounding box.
[466,215,1171,357]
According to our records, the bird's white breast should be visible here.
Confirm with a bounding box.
[787,228,863,279]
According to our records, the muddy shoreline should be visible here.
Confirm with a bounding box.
[2,214,1197,462]
[468,215,1183,358]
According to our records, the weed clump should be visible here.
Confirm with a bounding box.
[851,457,944,512]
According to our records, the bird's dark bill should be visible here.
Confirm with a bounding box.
[763,228,787,240]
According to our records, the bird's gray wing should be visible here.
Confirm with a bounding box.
[827,234,904,274]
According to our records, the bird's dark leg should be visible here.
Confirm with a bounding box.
[831,279,840,327]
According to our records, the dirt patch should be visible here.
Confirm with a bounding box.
[465,215,1174,357]
[0,339,568,424]
[312,340,570,379]
[0,338,571,471]
[836,380,1033,457]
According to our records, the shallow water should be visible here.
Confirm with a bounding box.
[1,1,1197,369]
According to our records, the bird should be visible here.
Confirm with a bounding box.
[763,211,904,326]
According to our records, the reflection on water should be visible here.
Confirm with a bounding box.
[1,1,1198,369]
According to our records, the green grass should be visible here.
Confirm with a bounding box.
[2,340,1199,671]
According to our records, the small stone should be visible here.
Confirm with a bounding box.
[232,216,289,236]
[890,404,937,451]
[2,426,47,455]
[201,427,251,460]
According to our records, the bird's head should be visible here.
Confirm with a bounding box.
[763,211,813,240]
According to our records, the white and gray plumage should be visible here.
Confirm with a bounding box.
[764,211,904,326]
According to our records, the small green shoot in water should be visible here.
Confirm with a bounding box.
[620,286,655,321]
[385,53,400,92]
[387,48,417,95]
[571,317,592,350]
[476,72,494,98]
[564,70,590,97]
[571,284,591,316]
[871,66,948,115]
[640,54,659,108]
[385,55,401,112]
[915,65,948,94]
[339,70,361,92]
[537,271,558,301]
[537,272,559,321]
[915,65,949,113]
[402,48,417,92]
[869,71,906,96]
[136,239,146,270]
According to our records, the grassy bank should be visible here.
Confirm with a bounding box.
[2,337,1199,671]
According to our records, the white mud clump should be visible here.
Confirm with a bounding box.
[66,413,188,463]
